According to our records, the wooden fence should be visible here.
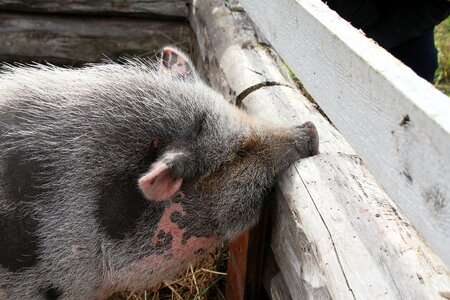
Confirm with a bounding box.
[238,0,450,268]
[0,0,191,64]
[190,0,450,299]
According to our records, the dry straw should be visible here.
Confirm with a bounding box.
[109,244,228,300]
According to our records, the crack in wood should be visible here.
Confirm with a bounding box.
[383,259,405,299]
[295,165,357,300]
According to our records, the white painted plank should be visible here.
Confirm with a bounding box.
[238,0,450,267]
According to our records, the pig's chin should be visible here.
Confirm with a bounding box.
[279,148,303,170]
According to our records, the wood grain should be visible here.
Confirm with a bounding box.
[0,0,188,18]
[0,13,192,65]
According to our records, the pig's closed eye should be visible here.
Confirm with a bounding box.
[195,116,206,136]
[236,149,249,158]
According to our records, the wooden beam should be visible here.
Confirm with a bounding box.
[0,13,192,65]
[238,0,450,266]
[0,0,189,18]
[190,0,450,298]
[225,231,249,300]
[226,204,271,300]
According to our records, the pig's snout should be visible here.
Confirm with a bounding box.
[295,121,319,157]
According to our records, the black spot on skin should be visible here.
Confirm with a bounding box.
[39,285,63,300]
[96,171,165,240]
[170,211,184,227]
[172,192,183,203]
[161,232,173,250]
[157,230,166,239]
[4,150,50,203]
[150,231,173,255]
[0,213,40,272]
[182,231,190,245]
[0,150,47,272]
[180,229,213,245]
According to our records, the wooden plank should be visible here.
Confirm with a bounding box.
[190,0,450,299]
[238,0,450,266]
[226,231,248,300]
[0,13,192,65]
[0,0,188,18]
[226,204,271,300]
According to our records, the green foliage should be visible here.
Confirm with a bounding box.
[435,16,450,95]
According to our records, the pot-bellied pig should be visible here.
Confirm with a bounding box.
[0,47,319,299]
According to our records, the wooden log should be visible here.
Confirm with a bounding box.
[0,13,192,65]
[189,0,294,104]
[0,0,188,18]
[189,0,450,299]
[238,0,450,266]
[263,251,292,300]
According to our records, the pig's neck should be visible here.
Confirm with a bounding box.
[99,196,220,296]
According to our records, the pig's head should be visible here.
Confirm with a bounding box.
[139,47,319,240]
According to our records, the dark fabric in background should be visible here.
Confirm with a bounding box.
[323,0,450,82]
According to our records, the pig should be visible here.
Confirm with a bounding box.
[0,46,318,299]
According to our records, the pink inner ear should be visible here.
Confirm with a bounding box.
[139,162,183,201]
[160,46,192,76]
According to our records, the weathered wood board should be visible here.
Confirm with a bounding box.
[0,0,188,18]
[190,0,450,299]
[0,13,192,65]
[263,251,292,300]
[226,204,271,300]
[238,0,450,266]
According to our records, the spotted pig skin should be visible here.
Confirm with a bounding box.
[0,47,318,299]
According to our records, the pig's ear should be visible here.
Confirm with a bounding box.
[138,153,184,201]
[159,46,195,78]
